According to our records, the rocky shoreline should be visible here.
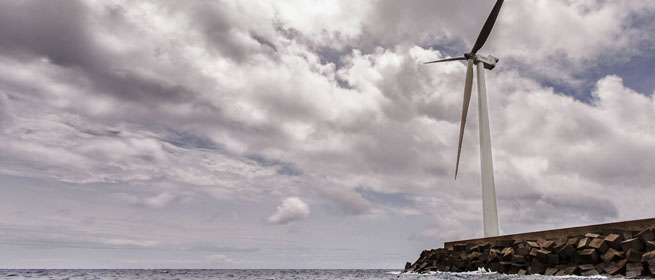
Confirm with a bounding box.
[405,228,655,278]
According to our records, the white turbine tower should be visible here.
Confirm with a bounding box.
[425,0,504,237]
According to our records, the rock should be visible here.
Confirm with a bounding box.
[579,264,596,271]
[544,267,559,275]
[404,262,412,271]
[558,244,576,259]
[578,248,599,264]
[547,254,559,265]
[567,237,580,247]
[467,251,482,261]
[511,254,526,264]
[604,233,624,250]
[636,228,654,244]
[627,263,643,272]
[641,250,655,262]
[602,261,625,275]
[515,246,530,256]
[585,233,601,238]
[626,263,643,278]
[509,263,524,274]
[621,238,644,252]
[645,259,655,275]
[529,247,538,258]
[625,248,642,263]
[603,248,624,263]
[489,262,500,272]
[646,240,655,252]
[526,241,540,249]
[478,252,489,263]
[501,247,514,261]
[488,250,500,263]
[552,239,567,252]
[538,239,555,250]
[499,261,512,274]
[529,260,545,275]
[517,269,527,275]
[536,249,551,263]
[589,238,608,253]
[512,239,524,247]
[555,266,578,276]
[623,231,634,240]
[577,237,591,249]
[626,270,642,278]
[580,269,600,276]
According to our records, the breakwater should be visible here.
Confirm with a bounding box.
[404,218,655,278]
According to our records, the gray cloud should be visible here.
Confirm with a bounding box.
[0,0,654,269]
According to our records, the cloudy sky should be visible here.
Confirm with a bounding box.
[1,0,654,269]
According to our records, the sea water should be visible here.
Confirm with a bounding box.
[0,269,604,279]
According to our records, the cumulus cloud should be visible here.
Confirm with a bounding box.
[267,197,311,225]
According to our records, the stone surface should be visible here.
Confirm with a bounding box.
[515,246,529,256]
[605,233,624,250]
[538,239,555,250]
[621,238,644,252]
[646,259,655,275]
[558,244,576,259]
[578,248,599,264]
[603,262,623,275]
[544,267,558,275]
[637,228,654,244]
[647,241,655,252]
[603,248,623,263]
[589,237,608,253]
[547,254,559,265]
[529,260,545,275]
[585,233,601,238]
[577,237,591,249]
[626,262,644,278]
[555,265,580,276]
[500,247,514,261]
[625,248,643,263]
[580,269,600,276]
[536,249,551,263]
[642,250,655,262]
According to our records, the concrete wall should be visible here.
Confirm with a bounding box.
[445,218,655,249]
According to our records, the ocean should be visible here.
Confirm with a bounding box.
[0,269,601,279]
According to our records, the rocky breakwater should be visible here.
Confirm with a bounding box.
[405,228,655,278]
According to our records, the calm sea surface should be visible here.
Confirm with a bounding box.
[0,269,603,280]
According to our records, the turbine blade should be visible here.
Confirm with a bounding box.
[471,0,504,54]
[455,59,474,179]
[424,56,467,64]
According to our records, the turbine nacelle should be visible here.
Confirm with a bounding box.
[465,52,499,70]
[477,54,499,70]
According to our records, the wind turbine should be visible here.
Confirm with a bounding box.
[425,0,504,237]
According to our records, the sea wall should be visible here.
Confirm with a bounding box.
[404,218,655,278]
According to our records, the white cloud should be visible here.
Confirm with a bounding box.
[267,197,310,225]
